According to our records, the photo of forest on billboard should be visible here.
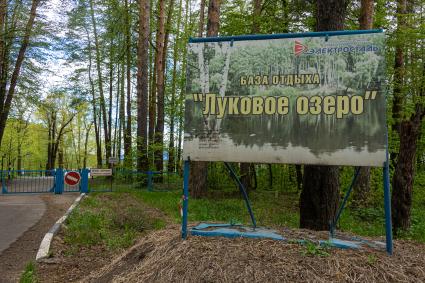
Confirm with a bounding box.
[184,32,387,166]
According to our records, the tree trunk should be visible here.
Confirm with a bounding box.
[83,123,92,169]
[198,0,206,37]
[0,0,41,144]
[352,0,374,207]
[392,116,422,233]
[206,0,220,37]
[153,0,168,172]
[119,61,125,164]
[251,0,262,34]
[108,40,114,159]
[295,165,302,191]
[167,0,183,173]
[89,0,110,163]
[137,0,150,171]
[176,0,191,173]
[299,0,347,231]
[359,0,374,29]
[189,0,221,198]
[300,165,340,229]
[86,27,102,167]
[240,162,253,192]
[149,51,156,166]
[124,0,132,166]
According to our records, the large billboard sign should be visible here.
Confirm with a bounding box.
[183,30,387,166]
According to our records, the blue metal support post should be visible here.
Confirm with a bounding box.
[182,160,190,239]
[330,167,361,237]
[55,168,64,194]
[81,168,89,193]
[224,162,257,228]
[383,159,393,255]
[1,171,6,194]
[147,171,153,192]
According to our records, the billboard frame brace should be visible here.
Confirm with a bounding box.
[223,162,256,228]
[330,166,361,237]
[181,160,258,240]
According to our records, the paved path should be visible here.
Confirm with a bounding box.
[0,195,46,254]
[0,194,78,282]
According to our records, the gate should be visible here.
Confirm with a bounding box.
[1,168,89,194]
[1,168,180,194]
[1,170,55,194]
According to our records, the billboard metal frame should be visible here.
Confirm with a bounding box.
[181,29,393,255]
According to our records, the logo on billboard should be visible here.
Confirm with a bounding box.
[294,40,308,56]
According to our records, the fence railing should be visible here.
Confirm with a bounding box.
[0,168,182,194]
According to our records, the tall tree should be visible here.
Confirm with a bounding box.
[137,0,150,171]
[198,0,206,37]
[352,0,374,207]
[299,0,347,231]
[153,0,166,171]
[391,0,424,233]
[86,27,103,167]
[251,0,262,33]
[124,0,132,165]
[89,0,111,164]
[168,0,184,173]
[189,0,221,198]
[240,0,264,192]
[0,0,41,144]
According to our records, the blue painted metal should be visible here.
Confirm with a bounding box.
[320,238,361,250]
[0,169,55,194]
[55,168,64,194]
[147,171,153,192]
[191,223,285,240]
[384,158,393,255]
[81,168,89,193]
[330,167,361,237]
[1,171,6,194]
[193,223,242,230]
[224,162,257,228]
[182,160,190,239]
[189,29,383,43]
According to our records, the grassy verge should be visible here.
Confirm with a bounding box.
[63,192,166,251]
[68,168,425,248]
[20,262,37,283]
[129,178,425,243]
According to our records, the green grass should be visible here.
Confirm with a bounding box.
[125,169,425,243]
[64,192,164,251]
[20,262,37,283]
[70,168,425,246]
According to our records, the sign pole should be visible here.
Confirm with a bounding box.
[182,160,190,239]
[383,149,393,255]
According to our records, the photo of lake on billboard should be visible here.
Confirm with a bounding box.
[183,32,387,167]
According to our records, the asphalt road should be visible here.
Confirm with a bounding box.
[0,193,78,282]
[0,195,46,254]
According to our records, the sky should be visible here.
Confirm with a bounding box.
[38,0,74,94]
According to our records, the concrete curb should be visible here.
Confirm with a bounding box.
[36,193,86,261]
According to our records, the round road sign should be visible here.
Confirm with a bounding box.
[64,171,81,186]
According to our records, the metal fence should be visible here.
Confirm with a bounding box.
[1,170,55,194]
[0,168,182,194]
[88,169,182,192]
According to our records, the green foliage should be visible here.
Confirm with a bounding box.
[302,241,330,257]
[19,262,37,283]
[64,193,161,250]
[367,254,377,265]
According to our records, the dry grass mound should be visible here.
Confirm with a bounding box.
[83,225,425,283]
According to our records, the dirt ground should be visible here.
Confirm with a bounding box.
[0,194,78,283]
[35,193,171,283]
[35,222,425,283]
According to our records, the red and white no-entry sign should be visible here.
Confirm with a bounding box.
[64,171,81,186]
